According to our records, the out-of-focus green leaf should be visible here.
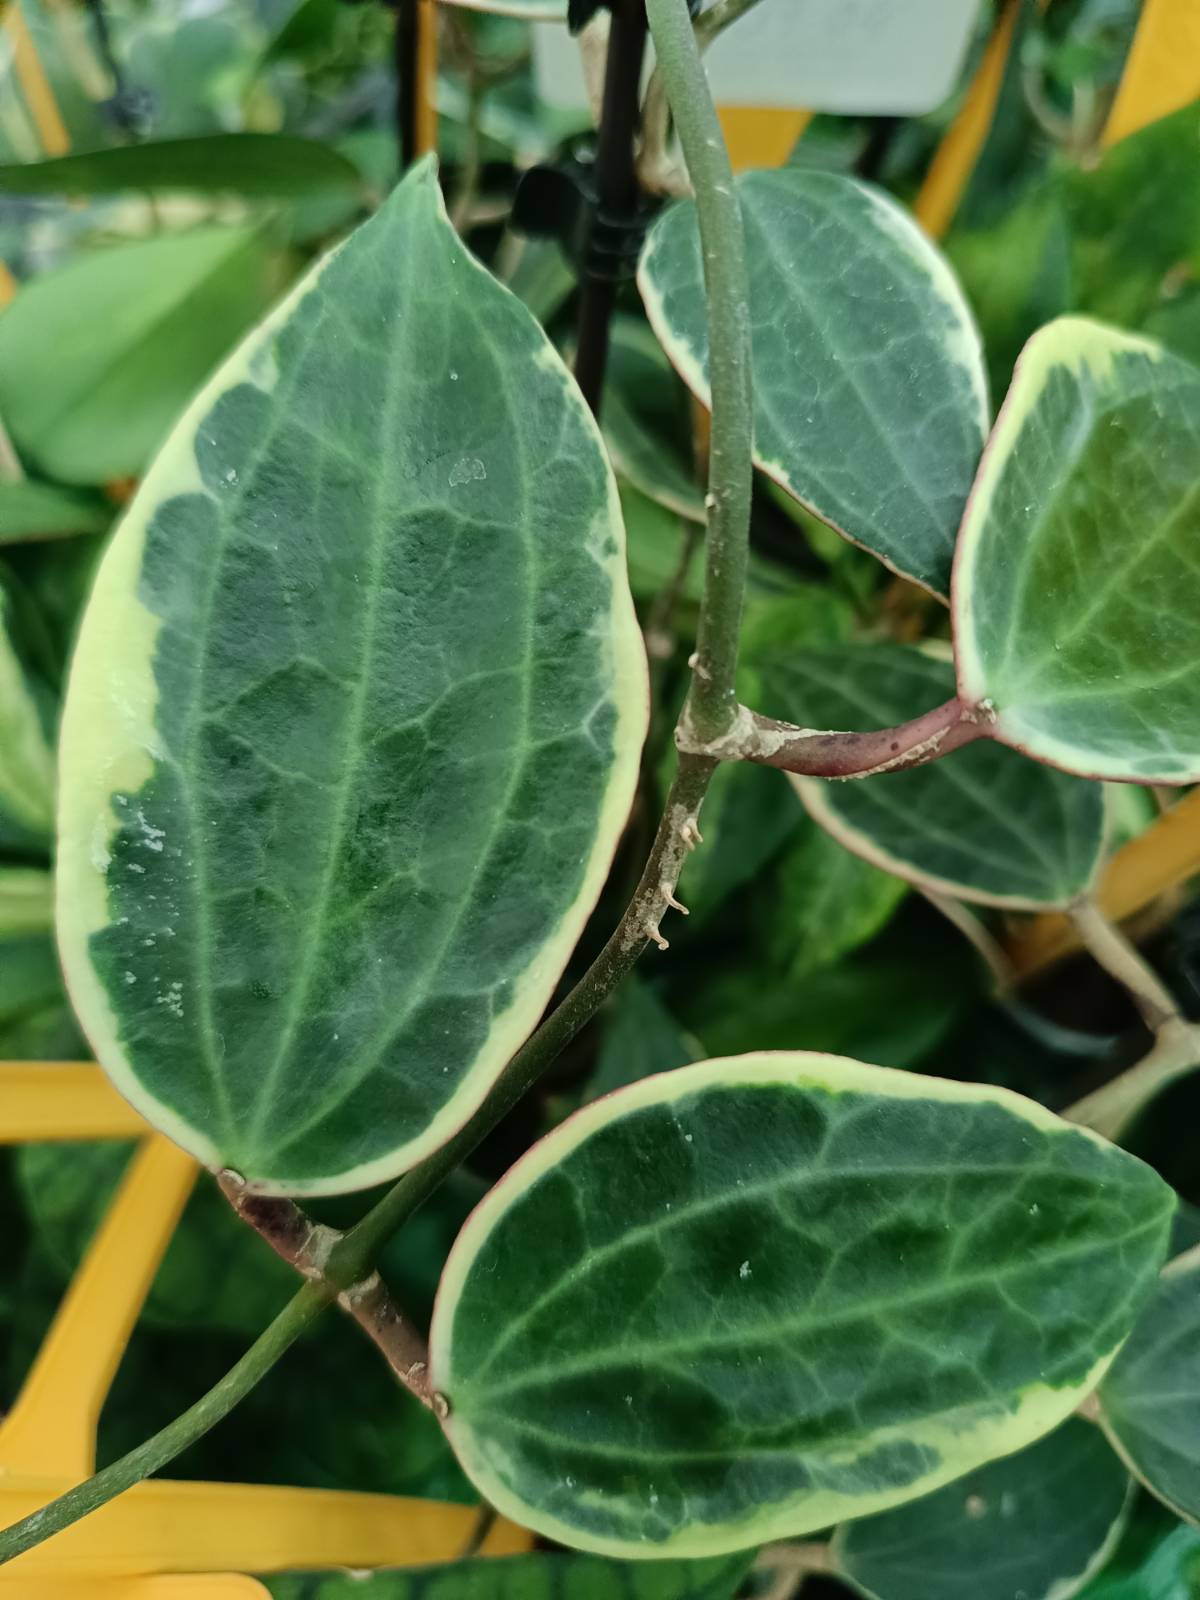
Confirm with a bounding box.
[16,1143,297,1338]
[0,867,52,937]
[678,946,974,1069]
[0,224,285,484]
[673,759,800,929]
[0,480,111,544]
[0,135,365,200]
[1077,1517,1200,1600]
[1100,1249,1200,1522]
[835,1419,1132,1600]
[0,589,54,845]
[586,977,702,1102]
[768,821,907,980]
[604,318,704,524]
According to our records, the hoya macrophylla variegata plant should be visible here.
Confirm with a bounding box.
[55,158,648,1196]
[31,8,1200,1578]
[429,1055,1172,1557]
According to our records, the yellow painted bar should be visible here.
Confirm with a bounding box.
[3,0,70,155]
[717,106,812,173]
[1,1479,530,1578]
[1104,0,1200,146]
[0,1137,197,1479]
[0,1062,151,1141]
[416,0,439,158]
[915,0,1020,239]
[7,1579,270,1599]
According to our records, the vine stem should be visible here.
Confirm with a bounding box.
[1063,894,1200,1139]
[646,0,754,744]
[0,0,755,1564]
[1068,896,1181,1033]
[638,0,770,194]
[680,695,989,778]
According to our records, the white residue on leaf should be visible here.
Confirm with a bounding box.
[136,809,166,852]
[739,1260,752,1280]
[124,971,137,985]
[448,456,486,488]
[90,817,112,873]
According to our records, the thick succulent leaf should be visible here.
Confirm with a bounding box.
[430,1053,1173,1558]
[0,592,55,845]
[0,224,283,485]
[954,317,1200,783]
[0,134,364,200]
[638,168,988,596]
[0,480,110,543]
[834,1419,1132,1600]
[756,641,1104,909]
[56,160,646,1196]
[1099,1249,1200,1522]
[266,1551,754,1599]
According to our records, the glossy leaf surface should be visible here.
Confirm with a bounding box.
[0,224,283,485]
[757,642,1104,908]
[432,1054,1173,1557]
[639,169,988,596]
[1100,1250,1200,1522]
[835,1419,1132,1600]
[56,161,646,1195]
[955,318,1200,783]
[266,1551,753,1599]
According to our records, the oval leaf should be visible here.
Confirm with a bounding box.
[0,480,110,544]
[1099,1249,1200,1523]
[430,1053,1173,1558]
[56,160,647,1195]
[638,169,988,597]
[755,641,1104,909]
[0,224,283,485]
[834,1419,1132,1600]
[0,134,365,200]
[954,318,1200,783]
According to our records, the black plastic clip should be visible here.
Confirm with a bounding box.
[512,150,661,285]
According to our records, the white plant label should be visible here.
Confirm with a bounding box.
[535,0,985,118]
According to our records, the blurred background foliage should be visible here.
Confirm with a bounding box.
[0,0,1198,1593]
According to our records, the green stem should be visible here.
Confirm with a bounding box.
[0,9,756,1559]
[1069,897,1181,1034]
[0,1284,327,1566]
[645,0,754,745]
